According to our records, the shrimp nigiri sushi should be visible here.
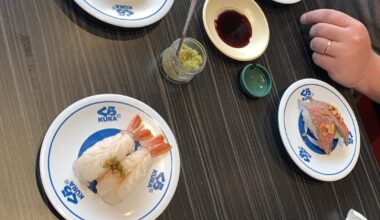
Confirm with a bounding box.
[73,115,152,185]
[73,114,171,205]
[96,135,171,204]
[298,98,349,154]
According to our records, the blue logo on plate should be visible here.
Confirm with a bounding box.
[97,106,121,122]
[148,169,165,193]
[112,5,134,17]
[348,131,354,145]
[61,179,84,205]
[298,146,312,162]
[301,88,312,101]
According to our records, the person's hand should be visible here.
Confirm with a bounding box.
[300,9,377,89]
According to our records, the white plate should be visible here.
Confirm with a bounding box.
[272,0,302,4]
[39,94,180,219]
[74,0,175,28]
[202,0,270,61]
[278,79,360,181]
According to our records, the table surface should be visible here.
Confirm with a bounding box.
[0,0,379,219]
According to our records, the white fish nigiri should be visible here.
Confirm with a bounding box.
[73,115,153,184]
[96,135,171,204]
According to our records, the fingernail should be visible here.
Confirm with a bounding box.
[300,14,306,23]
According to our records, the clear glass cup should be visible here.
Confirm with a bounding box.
[159,37,207,83]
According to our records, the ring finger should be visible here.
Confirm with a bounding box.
[310,37,338,57]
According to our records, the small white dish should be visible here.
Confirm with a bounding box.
[278,79,360,182]
[39,94,180,219]
[74,0,175,28]
[346,209,367,220]
[202,0,270,61]
[272,0,302,4]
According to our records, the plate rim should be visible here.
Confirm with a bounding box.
[39,94,180,219]
[202,0,270,61]
[278,79,360,182]
[272,0,302,4]
[73,0,175,28]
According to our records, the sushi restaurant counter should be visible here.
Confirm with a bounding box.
[0,0,379,219]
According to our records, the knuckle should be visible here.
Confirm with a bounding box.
[352,20,365,29]
[334,14,346,23]
[351,33,364,44]
[325,10,338,21]
[327,10,345,23]
[351,35,361,43]
[312,52,320,63]
[348,21,369,44]
[354,21,368,34]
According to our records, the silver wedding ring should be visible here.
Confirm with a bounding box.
[324,40,332,55]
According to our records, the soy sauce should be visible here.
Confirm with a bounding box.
[214,10,252,48]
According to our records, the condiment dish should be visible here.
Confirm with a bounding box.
[240,64,272,98]
[202,0,270,61]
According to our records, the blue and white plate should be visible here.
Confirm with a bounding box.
[39,94,180,219]
[272,0,302,4]
[74,0,175,28]
[278,79,360,181]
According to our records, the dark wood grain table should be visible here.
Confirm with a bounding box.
[0,0,379,219]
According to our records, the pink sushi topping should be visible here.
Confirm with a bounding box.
[300,98,349,154]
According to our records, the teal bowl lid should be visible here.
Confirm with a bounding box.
[240,64,272,98]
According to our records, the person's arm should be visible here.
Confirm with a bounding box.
[300,9,380,103]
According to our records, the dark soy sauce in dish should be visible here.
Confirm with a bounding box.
[214,10,252,48]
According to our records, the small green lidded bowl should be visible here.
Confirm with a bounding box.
[240,64,272,98]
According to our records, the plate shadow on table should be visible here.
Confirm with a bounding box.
[54,0,159,41]
[234,70,319,182]
[35,143,64,220]
[257,0,320,10]
[270,87,321,183]
[256,0,296,8]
